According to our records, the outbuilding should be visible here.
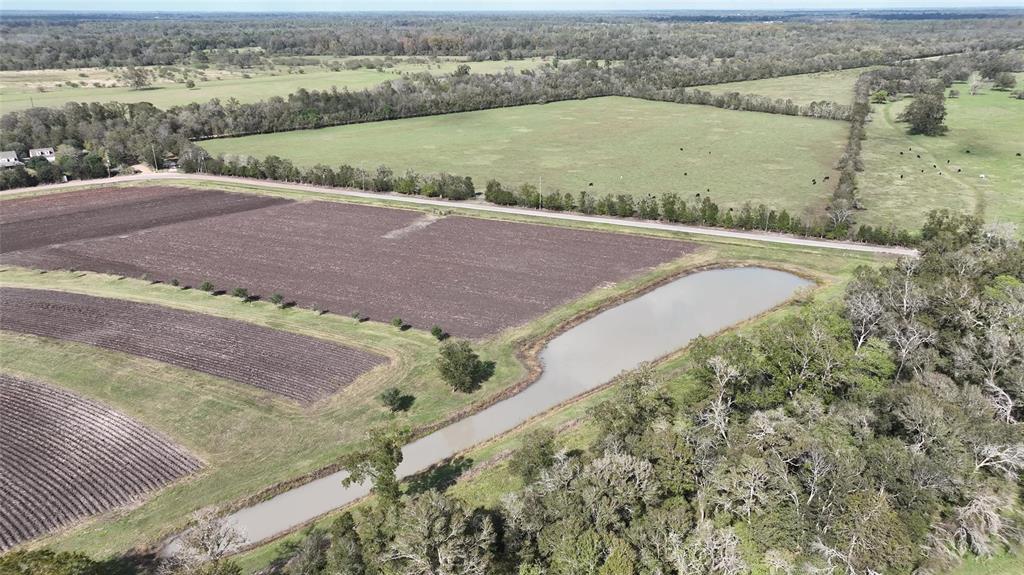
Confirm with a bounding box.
[0,151,23,168]
[29,147,56,162]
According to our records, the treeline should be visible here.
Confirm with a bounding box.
[828,50,1024,222]
[3,12,1023,70]
[235,212,1024,574]
[189,153,477,200]
[179,152,915,246]
[0,58,854,166]
[7,44,1022,165]
[639,85,852,120]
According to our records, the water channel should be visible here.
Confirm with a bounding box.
[221,266,811,546]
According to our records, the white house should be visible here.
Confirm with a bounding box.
[29,147,56,162]
[0,151,23,168]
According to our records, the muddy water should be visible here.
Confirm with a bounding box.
[222,267,810,546]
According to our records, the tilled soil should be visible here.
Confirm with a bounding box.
[0,287,386,403]
[1,186,694,337]
[0,185,289,253]
[0,374,203,551]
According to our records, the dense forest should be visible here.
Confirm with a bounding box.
[2,13,1023,70]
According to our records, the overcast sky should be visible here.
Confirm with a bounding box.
[4,1,1023,12]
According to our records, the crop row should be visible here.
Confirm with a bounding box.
[0,374,203,550]
[0,288,386,404]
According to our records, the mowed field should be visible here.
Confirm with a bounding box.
[0,288,385,404]
[203,96,849,217]
[691,66,868,105]
[0,57,552,112]
[1,185,692,337]
[857,76,1024,230]
[0,374,202,551]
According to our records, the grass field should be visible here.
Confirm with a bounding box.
[950,553,1024,575]
[857,76,1024,230]
[0,57,552,112]
[202,96,849,219]
[692,66,869,105]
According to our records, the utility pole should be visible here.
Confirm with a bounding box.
[150,143,159,171]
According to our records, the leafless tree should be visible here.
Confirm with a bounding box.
[158,509,245,575]
[671,522,747,575]
[973,444,1024,480]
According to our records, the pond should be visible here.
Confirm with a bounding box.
[216,267,812,546]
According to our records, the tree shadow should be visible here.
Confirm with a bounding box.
[405,455,474,495]
[395,394,415,412]
[474,360,496,386]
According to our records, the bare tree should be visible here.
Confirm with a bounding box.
[973,444,1024,480]
[158,509,245,575]
[671,522,747,575]
[699,356,739,446]
[845,285,884,352]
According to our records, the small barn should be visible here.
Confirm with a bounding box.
[29,147,56,162]
[0,151,23,168]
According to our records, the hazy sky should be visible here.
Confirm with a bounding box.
[4,1,1023,12]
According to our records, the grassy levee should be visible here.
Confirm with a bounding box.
[0,179,886,559]
[0,58,552,112]
[857,76,1024,231]
[200,96,849,220]
[691,66,870,105]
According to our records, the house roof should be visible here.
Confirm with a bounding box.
[29,147,55,155]
[0,151,18,160]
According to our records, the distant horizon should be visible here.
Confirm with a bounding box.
[3,1,1024,15]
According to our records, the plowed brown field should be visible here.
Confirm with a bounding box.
[0,374,203,550]
[0,288,386,403]
[1,186,693,336]
[0,185,288,253]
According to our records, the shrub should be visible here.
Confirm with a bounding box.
[391,317,404,328]
[430,325,447,341]
[436,340,485,393]
[232,287,250,300]
[508,427,556,482]
[269,293,284,307]
[379,387,404,412]
[200,281,215,293]
[170,278,179,287]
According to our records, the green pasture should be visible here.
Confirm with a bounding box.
[0,57,552,112]
[202,96,849,220]
[857,76,1024,230]
[691,66,869,105]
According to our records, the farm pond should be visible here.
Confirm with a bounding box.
[207,267,812,548]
